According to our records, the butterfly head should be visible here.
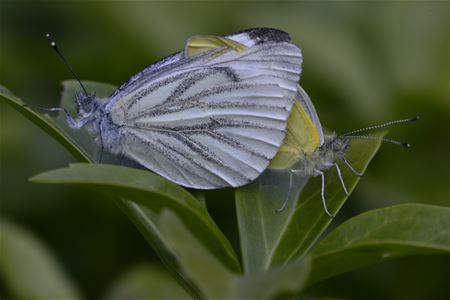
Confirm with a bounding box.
[319,133,351,161]
[75,92,97,118]
[297,133,351,175]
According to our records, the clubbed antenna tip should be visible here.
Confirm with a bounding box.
[46,33,59,50]
[45,33,88,96]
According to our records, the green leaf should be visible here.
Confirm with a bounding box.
[159,210,234,299]
[236,137,384,274]
[234,257,311,300]
[0,84,90,162]
[0,219,83,300]
[116,200,202,298]
[307,203,450,286]
[160,210,311,300]
[104,262,191,300]
[30,164,241,287]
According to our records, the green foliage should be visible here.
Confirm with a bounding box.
[0,85,90,162]
[0,220,83,300]
[30,163,241,273]
[1,82,449,299]
[104,262,190,300]
[308,203,450,286]
[235,136,382,274]
[159,210,311,299]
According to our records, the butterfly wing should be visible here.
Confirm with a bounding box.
[185,31,324,171]
[296,85,324,146]
[110,30,302,188]
[269,86,322,170]
[185,35,247,57]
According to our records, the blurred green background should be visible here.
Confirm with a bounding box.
[1,1,449,299]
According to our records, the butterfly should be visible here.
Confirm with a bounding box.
[49,28,303,189]
[268,86,418,216]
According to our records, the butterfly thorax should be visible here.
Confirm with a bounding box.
[294,133,350,176]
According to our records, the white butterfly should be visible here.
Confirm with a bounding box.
[269,86,417,216]
[55,28,303,189]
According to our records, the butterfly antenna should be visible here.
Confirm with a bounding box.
[46,33,88,96]
[342,116,419,136]
[345,135,411,147]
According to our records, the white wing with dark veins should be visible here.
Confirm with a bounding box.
[109,29,302,188]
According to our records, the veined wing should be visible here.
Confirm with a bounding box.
[110,34,302,188]
[107,28,299,108]
[296,85,324,146]
[269,87,322,170]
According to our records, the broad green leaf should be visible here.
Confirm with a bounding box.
[234,256,310,300]
[160,210,311,299]
[0,219,83,300]
[0,84,90,162]
[115,200,202,298]
[30,163,241,276]
[307,204,450,286]
[104,262,191,300]
[159,210,234,299]
[236,137,383,274]
[3,82,240,297]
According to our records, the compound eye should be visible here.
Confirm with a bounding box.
[84,99,93,112]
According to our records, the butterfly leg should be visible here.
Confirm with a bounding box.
[314,169,334,217]
[276,170,295,213]
[342,157,363,177]
[66,110,85,128]
[26,105,86,129]
[61,108,83,129]
[334,163,350,196]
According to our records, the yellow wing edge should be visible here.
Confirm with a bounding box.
[269,99,320,170]
[185,35,247,57]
